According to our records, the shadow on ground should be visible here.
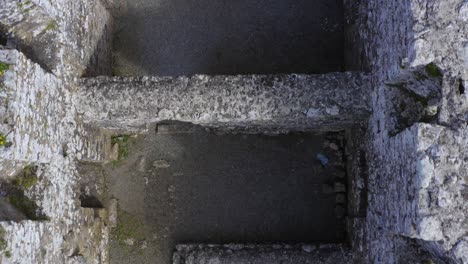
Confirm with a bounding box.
[112,0,344,76]
[104,123,346,264]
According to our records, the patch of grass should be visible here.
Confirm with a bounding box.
[111,135,131,162]
[114,209,144,242]
[4,250,11,258]
[12,166,38,190]
[425,63,442,78]
[112,208,146,255]
[0,62,9,77]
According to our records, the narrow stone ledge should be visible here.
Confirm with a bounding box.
[173,244,352,264]
[77,72,371,132]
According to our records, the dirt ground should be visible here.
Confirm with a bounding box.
[112,0,344,76]
[102,123,346,264]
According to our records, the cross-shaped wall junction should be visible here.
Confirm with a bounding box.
[0,0,467,263]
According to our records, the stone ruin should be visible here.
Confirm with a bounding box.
[0,0,466,263]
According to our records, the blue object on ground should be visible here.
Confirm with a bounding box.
[316,153,329,166]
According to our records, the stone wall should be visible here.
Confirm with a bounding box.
[173,244,352,264]
[77,73,371,132]
[360,0,468,263]
[0,0,112,77]
[0,47,110,264]
[0,0,466,263]
[0,0,113,262]
[0,49,71,163]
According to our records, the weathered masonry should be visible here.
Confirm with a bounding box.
[0,0,467,263]
[77,73,370,263]
[76,73,370,131]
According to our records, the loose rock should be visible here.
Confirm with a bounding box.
[153,160,170,168]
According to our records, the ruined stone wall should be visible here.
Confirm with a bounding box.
[30,0,112,77]
[0,49,72,163]
[0,0,466,263]
[0,0,114,262]
[0,0,112,77]
[361,0,468,263]
[173,244,353,264]
[77,73,371,133]
[0,47,110,264]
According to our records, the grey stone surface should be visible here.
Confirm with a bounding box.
[0,49,109,264]
[0,0,113,262]
[77,72,371,132]
[173,244,352,264]
[358,0,468,263]
[0,0,112,77]
[0,0,466,263]
[0,0,61,73]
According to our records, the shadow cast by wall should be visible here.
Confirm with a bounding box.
[112,0,345,76]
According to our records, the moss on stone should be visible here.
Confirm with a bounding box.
[12,166,38,190]
[0,226,8,257]
[8,166,46,220]
[4,167,46,221]
[8,193,47,221]
[8,195,39,220]
[414,71,428,82]
[0,62,9,77]
[425,63,442,78]
[0,134,7,147]
[44,21,57,32]
[18,1,31,10]
[0,226,6,251]
[111,135,131,162]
